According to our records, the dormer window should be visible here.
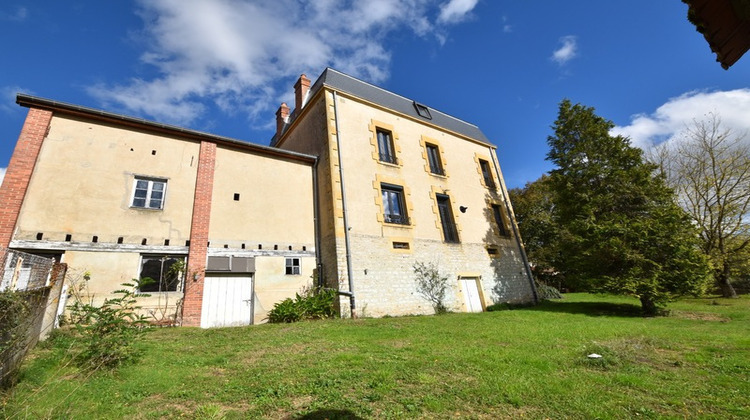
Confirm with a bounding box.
[413,101,432,120]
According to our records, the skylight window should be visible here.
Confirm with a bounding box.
[413,101,432,119]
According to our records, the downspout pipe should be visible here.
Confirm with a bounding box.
[332,91,356,317]
[312,157,324,287]
[489,147,539,304]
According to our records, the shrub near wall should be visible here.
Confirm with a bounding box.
[0,288,51,388]
[267,287,336,323]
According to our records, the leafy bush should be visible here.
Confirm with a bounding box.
[0,290,31,354]
[412,261,449,314]
[67,280,151,370]
[267,286,336,323]
[0,290,34,388]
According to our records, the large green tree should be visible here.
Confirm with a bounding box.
[546,100,709,314]
[508,175,563,288]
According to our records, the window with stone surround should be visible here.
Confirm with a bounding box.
[426,143,444,175]
[492,204,510,237]
[479,159,496,189]
[377,128,397,164]
[436,194,459,243]
[381,183,409,225]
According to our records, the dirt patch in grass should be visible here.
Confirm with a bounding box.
[672,311,729,322]
[380,339,411,349]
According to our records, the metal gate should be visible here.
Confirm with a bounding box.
[200,274,254,328]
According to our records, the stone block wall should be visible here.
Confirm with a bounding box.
[340,233,535,317]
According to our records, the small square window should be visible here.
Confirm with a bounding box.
[285,258,301,275]
[381,184,409,225]
[377,129,397,164]
[132,177,167,209]
[426,144,444,175]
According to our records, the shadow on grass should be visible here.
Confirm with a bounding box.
[294,409,365,420]
[521,299,646,318]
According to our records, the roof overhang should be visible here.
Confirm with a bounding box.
[684,0,750,69]
[16,94,317,165]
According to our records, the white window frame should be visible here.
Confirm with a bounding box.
[131,177,167,210]
[285,258,301,275]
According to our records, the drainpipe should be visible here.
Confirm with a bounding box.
[312,157,324,287]
[332,91,356,317]
[489,147,538,304]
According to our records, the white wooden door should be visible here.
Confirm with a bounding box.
[460,278,483,313]
[201,274,253,328]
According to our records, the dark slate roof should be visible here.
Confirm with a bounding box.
[301,68,491,145]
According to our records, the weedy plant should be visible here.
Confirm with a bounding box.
[66,280,151,370]
[413,261,449,314]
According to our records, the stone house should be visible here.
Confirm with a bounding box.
[273,69,537,317]
[0,68,536,327]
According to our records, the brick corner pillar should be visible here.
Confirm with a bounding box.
[0,108,53,250]
[181,141,216,327]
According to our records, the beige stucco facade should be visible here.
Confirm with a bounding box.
[6,106,317,326]
[15,114,199,246]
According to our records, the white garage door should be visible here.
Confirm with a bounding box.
[459,278,483,313]
[201,274,254,328]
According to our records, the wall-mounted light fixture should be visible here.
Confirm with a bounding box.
[459,206,468,213]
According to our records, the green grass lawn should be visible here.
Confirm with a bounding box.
[2,293,749,419]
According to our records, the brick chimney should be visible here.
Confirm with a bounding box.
[275,102,290,137]
[294,74,311,113]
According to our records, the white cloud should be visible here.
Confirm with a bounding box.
[551,35,577,65]
[0,85,30,115]
[502,15,512,33]
[88,0,474,128]
[437,0,479,24]
[612,89,750,150]
[0,167,6,186]
[0,6,27,22]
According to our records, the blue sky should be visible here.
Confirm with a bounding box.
[2,1,750,189]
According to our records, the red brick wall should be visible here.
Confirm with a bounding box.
[0,108,53,250]
[181,140,216,326]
